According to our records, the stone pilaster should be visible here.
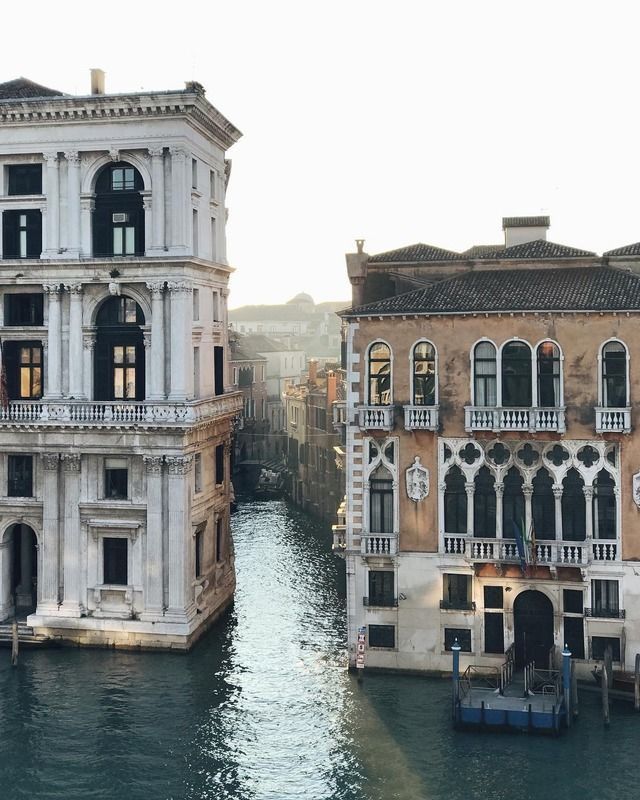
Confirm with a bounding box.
[141,456,164,618]
[38,453,61,612]
[67,284,84,398]
[169,147,187,253]
[43,151,59,256]
[65,150,81,257]
[166,455,193,617]
[148,146,165,251]
[43,284,63,398]
[167,282,192,401]
[61,453,82,615]
[146,281,165,400]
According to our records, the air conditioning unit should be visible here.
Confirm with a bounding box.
[112,213,129,223]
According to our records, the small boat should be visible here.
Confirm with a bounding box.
[254,468,284,499]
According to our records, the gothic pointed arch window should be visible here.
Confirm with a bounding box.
[562,468,586,541]
[94,296,145,401]
[537,341,561,408]
[503,466,524,538]
[473,341,497,407]
[502,341,532,407]
[593,469,616,540]
[93,162,145,257]
[444,465,467,534]
[532,467,555,540]
[368,342,391,406]
[474,466,496,538]
[601,341,628,408]
[369,463,393,533]
[412,341,436,405]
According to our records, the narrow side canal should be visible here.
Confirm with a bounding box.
[0,499,638,800]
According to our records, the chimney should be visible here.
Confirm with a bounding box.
[90,68,105,95]
[308,359,318,385]
[502,216,550,248]
[326,371,337,405]
[346,238,369,307]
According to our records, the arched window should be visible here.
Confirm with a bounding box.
[369,463,393,533]
[412,341,436,405]
[602,341,628,408]
[474,466,496,538]
[444,466,467,534]
[502,341,532,407]
[473,342,497,406]
[503,466,524,538]
[368,342,391,406]
[532,467,555,540]
[93,162,145,257]
[593,470,616,540]
[537,341,561,408]
[562,469,586,541]
[95,296,145,401]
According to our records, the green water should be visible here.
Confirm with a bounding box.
[0,500,638,799]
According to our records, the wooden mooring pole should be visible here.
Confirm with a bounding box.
[571,661,579,719]
[602,661,610,727]
[634,653,640,712]
[11,619,18,667]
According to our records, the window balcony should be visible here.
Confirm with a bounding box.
[357,405,394,431]
[363,596,398,607]
[332,523,346,556]
[464,406,565,433]
[361,533,397,556]
[439,599,476,611]
[584,607,626,619]
[595,407,631,433]
[442,534,616,566]
[404,404,439,431]
[332,400,347,429]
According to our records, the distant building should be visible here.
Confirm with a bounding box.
[229,332,268,463]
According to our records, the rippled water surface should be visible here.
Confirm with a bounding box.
[1,500,639,799]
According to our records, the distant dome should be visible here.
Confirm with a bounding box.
[287,292,314,306]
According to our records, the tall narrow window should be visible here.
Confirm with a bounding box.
[473,342,497,406]
[368,571,395,606]
[215,517,223,561]
[192,209,199,256]
[194,453,202,494]
[592,579,619,616]
[212,290,220,322]
[602,342,628,408]
[444,465,467,534]
[193,347,200,399]
[215,444,225,485]
[369,463,393,533]
[368,342,391,405]
[8,165,42,195]
[104,458,128,499]
[112,346,137,399]
[502,341,532,407]
[473,466,496,538]
[593,469,616,540]
[8,455,33,497]
[195,528,203,578]
[2,210,42,259]
[412,342,436,405]
[211,218,217,261]
[103,538,128,585]
[214,346,224,395]
[210,169,217,200]
[537,341,561,407]
[532,467,555,539]
[93,162,144,257]
[192,158,198,189]
[192,288,200,320]
[503,467,524,539]
[18,344,42,399]
[562,469,586,541]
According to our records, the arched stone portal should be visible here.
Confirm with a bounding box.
[513,589,554,669]
[0,524,38,621]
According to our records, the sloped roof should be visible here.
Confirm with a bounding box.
[368,243,461,263]
[241,334,304,354]
[0,77,64,100]
[604,242,640,257]
[343,266,640,316]
[478,239,595,260]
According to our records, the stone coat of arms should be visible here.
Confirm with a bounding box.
[633,472,640,508]
[406,456,429,502]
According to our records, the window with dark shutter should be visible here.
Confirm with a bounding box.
[103,538,128,585]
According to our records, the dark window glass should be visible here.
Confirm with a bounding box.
[562,469,586,540]
[412,342,436,405]
[103,538,128,585]
[2,210,42,258]
[502,341,532,407]
[442,574,472,609]
[564,617,585,659]
[484,613,504,654]
[215,444,225,484]
[503,467,524,539]
[368,342,391,405]
[215,517,223,562]
[592,580,619,615]
[445,466,467,534]
[368,571,395,606]
[484,586,503,609]
[104,460,128,499]
[563,589,583,614]
[537,341,561,407]
[474,466,496,537]
[593,470,616,540]
[96,296,144,326]
[369,464,393,533]
[112,345,137,399]
[532,467,555,540]
[8,455,32,497]
[214,346,224,396]
[111,167,136,192]
[2,341,42,400]
[602,342,627,408]
[195,529,203,578]
[474,342,497,406]
[4,293,44,326]
[368,624,395,648]
[93,163,144,257]
[444,628,471,652]
[591,636,621,662]
[8,165,42,195]
[94,296,145,402]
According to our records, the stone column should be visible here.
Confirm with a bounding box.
[61,453,81,615]
[16,526,34,607]
[67,284,84,398]
[43,151,59,256]
[495,483,504,539]
[166,455,193,617]
[553,484,563,541]
[143,194,152,255]
[168,282,192,401]
[583,485,594,541]
[146,281,165,400]
[80,195,95,257]
[44,284,63,398]
[82,330,96,400]
[169,147,187,253]
[465,481,475,536]
[143,328,152,400]
[39,453,60,613]
[142,456,164,618]
[149,147,165,251]
[65,151,81,257]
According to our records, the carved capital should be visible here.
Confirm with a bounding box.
[61,453,81,472]
[65,150,80,166]
[143,455,164,474]
[167,281,192,294]
[43,283,63,295]
[552,484,563,499]
[41,453,60,471]
[169,146,186,161]
[43,151,58,167]
[148,146,164,159]
[523,485,533,498]
[143,331,152,350]
[66,283,83,295]
[583,486,594,501]
[143,197,152,211]
[146,281,165,296]
[166,455,193,475]
[220,288,229,299]
[83,333,96,351]
[495,483,504,498]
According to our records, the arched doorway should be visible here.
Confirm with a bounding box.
[94,296,146,401]
[0,524,37,620]
[513,590,554,669]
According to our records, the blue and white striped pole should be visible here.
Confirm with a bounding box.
[452,640,461,721]
[562,643,572,727]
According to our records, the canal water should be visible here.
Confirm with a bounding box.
[0,499,638,800]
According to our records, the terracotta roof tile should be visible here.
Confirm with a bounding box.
[479,239,595,260]
[604,242,640,257]
[0,77,64,100]
[368,243,461,263]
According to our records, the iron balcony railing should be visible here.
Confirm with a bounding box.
[363,596,398,608]
[440,599,476,611]
[584,607,626,619]
[465,406,566,433]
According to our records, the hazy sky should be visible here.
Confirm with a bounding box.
[2,1,640,308]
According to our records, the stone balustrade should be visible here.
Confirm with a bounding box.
[464,406,566,433]
[443,534,617,565]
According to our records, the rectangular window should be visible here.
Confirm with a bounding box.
[192,288,200,320]
[111,167,135,191]
[194,453,202,494]
[195,528,203,578]
[369,475,393,533]
[215,444,225,485]
[192,158,198,189]
[591,580,620,617]
[368,570,395,606]
[113,225,136,255]
[484,613,504,654]
[8,454,33,497]
[564,617,585,659]
[4,293,44,325]
[564,589,583,614]
[368,624,395,649]
[214,346,224,395]
[193,347,200,400]
[8,165,42,196]
[210,169,216,199]
[212,290,220,322]
[103,537,128,585]
[591,636,621,662]
[216,517,223,562]
[444,628,472,652]
[112,346,136,399]
[18,344,42,399]
[2,210,42,259]
[484,585,503,609]
[442,574,472,610]
[104,458,128,500]
[192,209,199,256]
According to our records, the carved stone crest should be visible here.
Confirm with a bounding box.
[406,456,429,502]
[633,472,640,507]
